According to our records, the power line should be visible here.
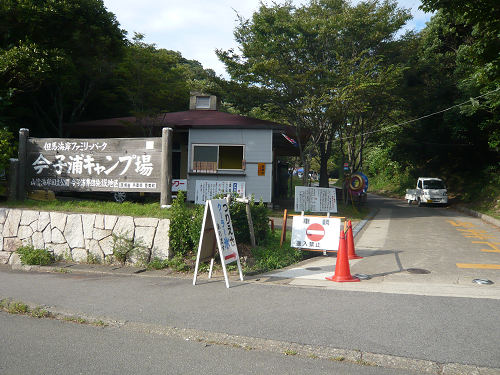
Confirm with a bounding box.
[340,86,500,141]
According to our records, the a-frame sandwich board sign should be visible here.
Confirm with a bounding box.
[193,199,244,288]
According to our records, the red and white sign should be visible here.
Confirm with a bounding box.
[306,223,325,242]
[291,216,341,251]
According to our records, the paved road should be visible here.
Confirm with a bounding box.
[0,313,425,375]
[1,194,499,374]
[268,195,500,298]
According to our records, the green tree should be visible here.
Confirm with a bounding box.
[374,9,499,190]
[116,33,190,136]
[0,0,127,137]
[0,87,16,172]
[216,0,411,187]
[419,0,500,153]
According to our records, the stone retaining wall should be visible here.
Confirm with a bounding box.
[0,208,170,265]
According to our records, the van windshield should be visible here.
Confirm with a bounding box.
[423,180,446,189]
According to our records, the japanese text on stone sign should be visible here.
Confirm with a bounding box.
[31,153,154,177]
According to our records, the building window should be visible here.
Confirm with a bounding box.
[195,96,211,109]
[192,144,245,172]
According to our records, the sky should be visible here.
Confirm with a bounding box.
[103,0,432,78]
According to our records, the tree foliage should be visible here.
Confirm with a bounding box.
[367,3,500,194]
[0,0,127,136]
[0,87,16,172]
[418,0,500,152]
[216,0,412,187]
[116,33,190,136]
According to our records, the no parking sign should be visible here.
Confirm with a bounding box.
[291,216,341,251]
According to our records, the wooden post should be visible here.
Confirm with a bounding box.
[246,201,256,248]
[280,208,288,246]
[235,197,256,248]
[17,128,28,201]
[8,158,18,201]
[160,127,173,207]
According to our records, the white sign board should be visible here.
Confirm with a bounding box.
[172,179,187,192]
[295,186,337,213]
[193,199,243,288]
[195,180,245,204]
[291,216,341,251]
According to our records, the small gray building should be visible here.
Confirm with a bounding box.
[71,93,308,204]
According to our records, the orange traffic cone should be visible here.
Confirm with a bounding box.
[326,230,360,282]
[346,220,362,260]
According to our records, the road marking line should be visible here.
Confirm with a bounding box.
[456,263,500,269]
[471,241,500,252]
[446,220,475,228]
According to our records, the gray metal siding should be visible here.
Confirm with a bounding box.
[187,129,273,202]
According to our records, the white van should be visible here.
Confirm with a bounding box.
[405,177,448,206]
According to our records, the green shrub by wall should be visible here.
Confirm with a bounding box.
[168,192,270,256]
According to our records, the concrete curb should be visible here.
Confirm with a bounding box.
[352,208,378,237]
[1,297,498,375]
[454,206,500,228]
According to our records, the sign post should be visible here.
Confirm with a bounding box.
[160,127,173,206]
[193,199,243,288]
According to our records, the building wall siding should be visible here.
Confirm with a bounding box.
[187,129,273,202]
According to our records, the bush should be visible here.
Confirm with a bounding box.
[16,245,54,266]
[111,231,147,265]
[225,195,269,245]
[168,191,205,256]
[169,191,271,258]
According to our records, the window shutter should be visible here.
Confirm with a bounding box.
[196,96,211,109]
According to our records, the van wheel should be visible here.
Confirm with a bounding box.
[113,192,127,203]
[407,199,412,205]
[417,198,422,207]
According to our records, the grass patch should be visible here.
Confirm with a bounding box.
[30,307,51,318]
[248,230,303,273]
[52,268,72,274]
[0,299,50,318]
[331,356,345,361]
[3,199,173,219]
[64,316,88,324]
[62,316,108,327]
[8,301,29,314]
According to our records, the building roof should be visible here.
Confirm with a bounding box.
[71,110,309,156]
[73,110,287,130]
[158,110,287,129]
